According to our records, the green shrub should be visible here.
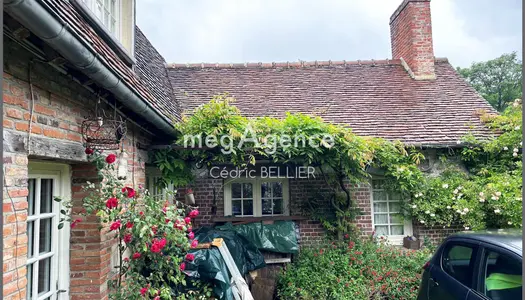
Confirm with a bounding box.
[277,237,432,300]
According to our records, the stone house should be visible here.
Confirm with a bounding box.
[2,0,494,299]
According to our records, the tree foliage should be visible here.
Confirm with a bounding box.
[457,52,522,112]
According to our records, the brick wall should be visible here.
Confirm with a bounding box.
[390,0,435,79]
[3,37,152,300]
[413,224,462,245]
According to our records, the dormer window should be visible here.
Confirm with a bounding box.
[82,0,121,39]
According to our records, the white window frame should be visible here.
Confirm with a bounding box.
[81,0,122,40]
[146,167,176,203]
[224,178,290,217]
[27,162,71,300]
[370,178,412,245]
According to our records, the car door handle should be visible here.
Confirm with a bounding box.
[430,277,439,287]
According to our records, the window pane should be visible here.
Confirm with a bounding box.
[95,0,103,19]
[390,225,404,235]
[110,0,116,15]
[373,191,387,201]
[28,221,35,258]
[389,191,402,200]
[374,214,388,224]
[273,182,283,197]
[243,183,253,198]
[389,202,401,213]
[243,200,253,216]
[27,263,34,299]
[375,225,388,236]
[28,179,36,215]
[262,199,272,215]
[484,251,522,299]
[261,182,270,198]
[232,200,241,216]
[443,245,476,288]
[40,179,53,214]
[373,202,388,213]
[231,183,241,198]
[389,214,403,224]
[39,218,52,254]
[104,11,110,27]
[273,198,283,214]
[38,257,51,294]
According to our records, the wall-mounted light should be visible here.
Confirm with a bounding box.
[117,151,129,180]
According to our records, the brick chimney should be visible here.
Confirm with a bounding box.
[390,0,436,80]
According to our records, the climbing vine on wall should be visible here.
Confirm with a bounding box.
[154,95,522,233]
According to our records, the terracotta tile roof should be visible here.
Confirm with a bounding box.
[134,27,181,122]
[167,58,496,147]
[40,0,179,123]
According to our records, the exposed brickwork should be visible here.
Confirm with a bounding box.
[390,0,435,79]
[413,224,463,245]
[3,37,152,300]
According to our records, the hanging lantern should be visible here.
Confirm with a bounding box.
[117,151,129,180]
[81,98,127,150]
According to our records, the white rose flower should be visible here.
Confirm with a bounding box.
[508,221,513,225]
[463,208,469,212]
[446,206,451,209]
[513,152,518,157]
[442,184,449,189]
[515,126,520,131]
[453,189,458,194]
[411,204,417,209]
[504,146,509,151]
[495,192,501,197]
[456,210,461,213]
[420,220,425,224]
[460,212,466,215]
[414,194,419,198]
[456,140,461,145]
[458,186,463,190]
[491,196,497,200]
[465,227,470,230]
[425,210,430,214]
[513,148,519,153]
[457,194,463,199]
[430,213,435,217]
[479,198,485,203]
[418,192,423,197]
[494,209,501,214]
[520,142,522,147]
[513,102,519,107]
[479,192,484,197]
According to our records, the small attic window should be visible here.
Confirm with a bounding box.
[82,0,121,40]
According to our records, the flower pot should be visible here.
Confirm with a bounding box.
[403,236,420,250]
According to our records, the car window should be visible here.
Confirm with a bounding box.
[442,244,477,288]
[483,250,522,300]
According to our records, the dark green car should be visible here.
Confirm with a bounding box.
[417,230,522,300]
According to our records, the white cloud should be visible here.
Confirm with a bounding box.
[136,0,521,67]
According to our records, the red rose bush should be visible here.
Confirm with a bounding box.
[59,149,211,299]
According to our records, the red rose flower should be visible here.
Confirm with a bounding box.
[189,209,199,218]
[126,221,133,229]
[187,226,192,232]
[179,262,186,271]
[139,211,144,216]
[153,297,160,300]
[122,187,135,198]
[110,220,121,231]
[188,232,195,239]
[132,252,141,259]
[185,253,195,261]
[123,257,129,263]
[70,219,82,228]
[85,148,94,155]
[150,243,161,253]
[124,234,132,243]
[190,239,199,248]
[105,197,118,209]
[105,153,117,164]
[140,287,148,296]
[159,238,167,248]
[184,217,191,224]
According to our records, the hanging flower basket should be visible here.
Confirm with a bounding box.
[81,117,127,150]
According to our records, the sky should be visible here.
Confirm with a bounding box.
[136,0,522,68]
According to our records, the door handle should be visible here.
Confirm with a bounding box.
[430,277,439,287]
